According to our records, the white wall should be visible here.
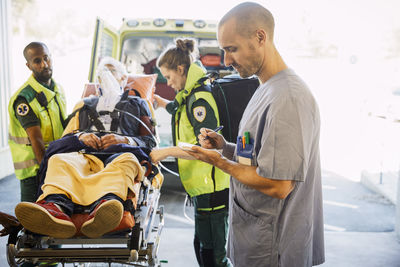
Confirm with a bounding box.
[0,0,15,179]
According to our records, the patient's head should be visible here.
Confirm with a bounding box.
[96,57,128,112]
[97,57,128,89]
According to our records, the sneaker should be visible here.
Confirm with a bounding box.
[15,201,76,239]
[80,199,123,238]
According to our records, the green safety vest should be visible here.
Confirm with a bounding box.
[8,75,67,180]
[173,63,230,197]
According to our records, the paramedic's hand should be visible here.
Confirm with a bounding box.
[186,146,224,167]
[153,94,170,109]
[79,133,102,150]
[198,128,226,150]
[150,149,167,164]
[0,211,21,237]
[100,134,127,150]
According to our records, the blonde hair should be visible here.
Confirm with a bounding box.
[156,38,198,75]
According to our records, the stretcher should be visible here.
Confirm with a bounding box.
[6,180,164,266]
[6,74,166,266]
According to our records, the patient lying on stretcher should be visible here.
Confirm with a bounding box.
[15,57,159,239]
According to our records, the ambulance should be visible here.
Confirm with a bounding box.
[88,18,232,157]
[6,18,241,266]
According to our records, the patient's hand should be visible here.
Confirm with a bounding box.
[100,134,127,150]
[79,133,102,150]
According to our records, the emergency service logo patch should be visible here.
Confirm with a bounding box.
[16,103,29,116]
[193,106,206,122]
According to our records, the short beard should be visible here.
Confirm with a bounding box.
[36,71,52,84]
[237,69,252,79]
[238,43,261,78]
[236,59,260,79]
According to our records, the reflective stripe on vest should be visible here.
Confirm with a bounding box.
[8,75,67,180]
[13,159,38,170]
[175,90,230,197]
[8,134,30,145]
[8,134,52,146]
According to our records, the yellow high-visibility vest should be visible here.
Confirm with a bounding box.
[8,75,67,180]
[173,63,229,197]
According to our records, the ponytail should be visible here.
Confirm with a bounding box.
[156,38,198,74]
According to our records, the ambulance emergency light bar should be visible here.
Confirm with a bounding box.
[125,18,213,29]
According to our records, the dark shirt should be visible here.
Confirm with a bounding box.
[13,97,39,129]
[166,98,217,144]
[188,98,217,139]
[13,80,55,129]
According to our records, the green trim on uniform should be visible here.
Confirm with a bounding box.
[166,100,177,114]
[13,97,40,129]
[189,99,217,138]
[8,74,67,181]
[171,62,230,197]
[20,176,38,202]
[195,208,230,267]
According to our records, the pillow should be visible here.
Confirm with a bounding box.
[81,73,158,102]
[124,73,158,102]
[81,83,100,98]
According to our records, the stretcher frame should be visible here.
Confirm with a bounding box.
[6,183,164,267]
[7,75,163,266]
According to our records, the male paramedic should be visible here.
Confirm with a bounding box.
[187,2,325,266]
[8,42,67,203]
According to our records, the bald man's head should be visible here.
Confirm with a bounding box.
[23,42,53,84]
[23,42,48,61]
[219,2,275,41]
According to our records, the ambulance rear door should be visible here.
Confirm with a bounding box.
[88,17,120,82]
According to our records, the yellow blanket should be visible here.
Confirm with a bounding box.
[37,152,145,206]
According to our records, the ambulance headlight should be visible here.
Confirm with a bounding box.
[193,20,206,28]
[153,18,166,27]
[127,20,139,27]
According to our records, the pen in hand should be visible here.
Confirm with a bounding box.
[203,125,224,140]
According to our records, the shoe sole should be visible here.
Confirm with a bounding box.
[15,202,76,239]
[81,200,123,238]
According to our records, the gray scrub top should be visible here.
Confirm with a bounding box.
[226,69,325,267]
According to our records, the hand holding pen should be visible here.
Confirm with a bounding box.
[203,125,224,140]
[199,126,226,150]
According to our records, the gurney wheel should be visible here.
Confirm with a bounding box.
[129,249,139,262]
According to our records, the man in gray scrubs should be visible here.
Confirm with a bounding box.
[188,2,325,266]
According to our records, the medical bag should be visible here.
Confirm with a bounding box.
[210,75,259,142]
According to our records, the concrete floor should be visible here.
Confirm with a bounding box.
[158,170,400,267]
[1,170,400,266]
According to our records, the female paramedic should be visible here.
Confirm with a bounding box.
[150,38,230,267]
